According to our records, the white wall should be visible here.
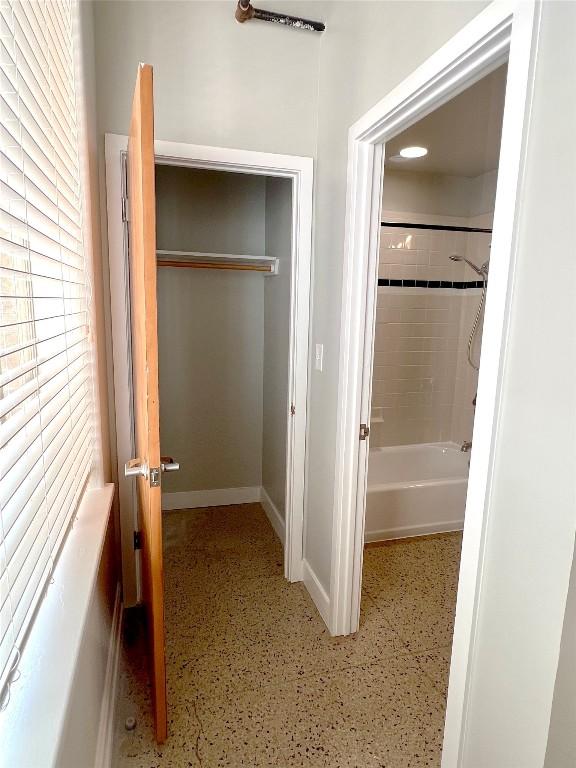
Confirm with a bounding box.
[460,2,576,763]
[56,521,117,768]
[155,167,266,494]
[262,177,292,516]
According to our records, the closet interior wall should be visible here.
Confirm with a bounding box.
[155,165,292,525]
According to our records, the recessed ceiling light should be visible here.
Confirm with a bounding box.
[399,146,428,159]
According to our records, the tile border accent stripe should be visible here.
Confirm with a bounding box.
[381,220,492,234]
[378,278,485,289]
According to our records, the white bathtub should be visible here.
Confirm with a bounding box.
[365,442,468,542]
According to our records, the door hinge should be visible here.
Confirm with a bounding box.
[133,531,142,550]
[359,423,370,441]
[290,403,296,416]
[121,195,128,223]
[149,467,160,487]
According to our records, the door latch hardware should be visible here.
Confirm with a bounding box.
[133,531,142,550]
[359,423,370,441]
[149,467,160,487]
[160,456,180,472]
[125,458,148,479]
[290,403,296,416]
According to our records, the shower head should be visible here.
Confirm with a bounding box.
[450,254,489,277]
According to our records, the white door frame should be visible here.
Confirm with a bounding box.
[105,136,313,606]
[331,0,539,763]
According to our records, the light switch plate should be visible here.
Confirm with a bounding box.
[315,343,324,372]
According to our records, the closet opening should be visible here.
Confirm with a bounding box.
[155,164,295,563]
[106,127,313,742]
[105,136,313,611]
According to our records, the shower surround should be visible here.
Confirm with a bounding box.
[370,209,491,449]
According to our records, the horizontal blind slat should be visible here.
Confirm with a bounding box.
[1,365,90,468]
[49,436,92,557]
[0,116,80,213]
[0,333,87,392]
[12,2,73,110]
[0,0,93,699]
[0,317,88,365]
[1,206,84,269]
[1,389,90,541]
[0,337,89,418]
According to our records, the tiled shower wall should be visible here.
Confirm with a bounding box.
[370,210,491,448]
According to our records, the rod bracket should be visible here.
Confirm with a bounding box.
[235,0,255,23]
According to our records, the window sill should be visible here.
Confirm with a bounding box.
[0,484,115,768]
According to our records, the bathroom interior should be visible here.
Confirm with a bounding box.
[361,64,507,662]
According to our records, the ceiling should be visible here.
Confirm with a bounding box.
[385,65,507,177]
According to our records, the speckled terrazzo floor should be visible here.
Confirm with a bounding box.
[113,503,462,768]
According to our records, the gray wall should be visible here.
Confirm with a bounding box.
[304,1,487,588]
[92,0,485,590]
[93,1,321,156]
[155,167,266,493]
[155,166,266,254]
[90,0,576,758]
[545,535,576,767]
[262,177,292,517]
[382,168,497,218]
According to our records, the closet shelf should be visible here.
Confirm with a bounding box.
[156,250,279,274]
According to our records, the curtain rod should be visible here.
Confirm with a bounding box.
[235,1,325,32]
[381,221,492,234]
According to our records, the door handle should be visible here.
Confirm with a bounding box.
[125,458,148,479]
[160,456,180,472]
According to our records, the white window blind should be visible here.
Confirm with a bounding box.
[0,0,93,700]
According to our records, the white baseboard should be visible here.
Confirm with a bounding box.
[302,559,331,629]
[95,583,123,768]
[260,487,285,545]
[364,520,464,543]
[162,486,261,510]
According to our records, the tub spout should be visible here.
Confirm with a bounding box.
[461,441,472,453]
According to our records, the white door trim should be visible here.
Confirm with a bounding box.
[331,2,539,765]
[105,137,313,604]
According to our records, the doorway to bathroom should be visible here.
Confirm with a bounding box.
[358,62,506,745]
[331,2,538,762]
[365,66,505,543]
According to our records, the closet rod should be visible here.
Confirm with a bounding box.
[156,250,278,274]
[157,260,273,273]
